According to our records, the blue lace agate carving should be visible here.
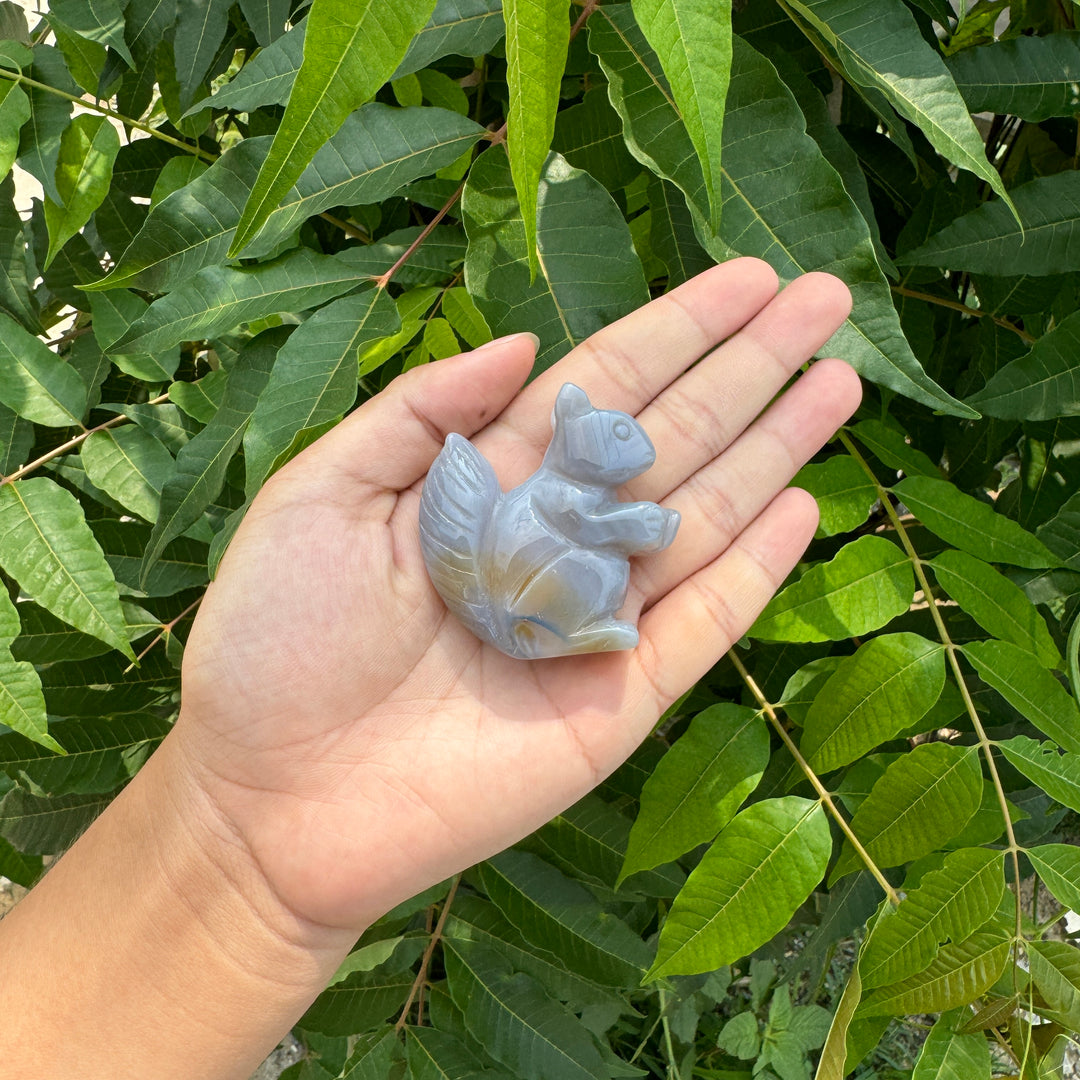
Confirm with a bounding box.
[419,383,680,659]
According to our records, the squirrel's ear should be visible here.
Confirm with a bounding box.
[553,383,592,425]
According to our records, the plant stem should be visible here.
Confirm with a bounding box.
[727,650,902,906]
[0,393,172,486]
[394,874,461,1031]
[838,430,1025,946]
[890,285,1034,344]
[124,594,204,673]
[0,67,215,161]
[373,179,467,290]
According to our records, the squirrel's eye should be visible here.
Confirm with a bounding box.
[613,421,632,440]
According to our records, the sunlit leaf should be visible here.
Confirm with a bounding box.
[997,735,1080,812]
[750,535,914,643]
[622,704,768,881]
[230,0,440,255]
[649,797,830,977]
[911,1008,992,1080]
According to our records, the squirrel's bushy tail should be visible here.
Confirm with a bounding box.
[418,433,499,641]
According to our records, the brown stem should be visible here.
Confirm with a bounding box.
[372,180,467,290]
[0,67,214,161]
[395,874,461,1031]
[124,594,203,673]
[727,650,902,906]
[0,393,172,486]
[891,285,1035,344]
[45,324,92,349]
[570,0,601,40]
[838,430,1025,947]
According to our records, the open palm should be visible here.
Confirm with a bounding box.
[174,261,860,933]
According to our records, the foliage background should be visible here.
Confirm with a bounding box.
[0,0,1079,1076]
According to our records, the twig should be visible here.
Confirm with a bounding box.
[394,874,461,1031]
[0,393,172,486]
[839,430,1025,947]
[124,594,203,673]
[372,180,467,290]
[0,67,214,161]
[570,0,601,40]
[891,285,1035,344]
[728,650,902,906]
[45,324,92,349]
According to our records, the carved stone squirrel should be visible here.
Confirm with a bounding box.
[419,382,680,659]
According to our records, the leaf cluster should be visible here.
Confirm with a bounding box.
[0,0,1079,1077]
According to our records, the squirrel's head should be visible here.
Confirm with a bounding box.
[545,383,656,485]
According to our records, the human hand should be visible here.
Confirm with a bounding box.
[171,260,860,936]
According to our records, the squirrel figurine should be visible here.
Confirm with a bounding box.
[419,382,680,659]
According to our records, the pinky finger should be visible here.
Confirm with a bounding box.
[633,487,820,711]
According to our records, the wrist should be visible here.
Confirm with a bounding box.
[0,730,358,1079]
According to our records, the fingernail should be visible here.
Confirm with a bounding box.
[474,331,540,352]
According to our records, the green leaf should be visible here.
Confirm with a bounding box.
[645,175,712,290]
[783,0,1014,216]
[462,145,649,373]
[89,290,181,383]
[997,735,1080,813]
[947,32,1080,123]
[0,787,109,854]
[801,633,946,773]
[443,939,611,1080]
[1027,845,1080,914]
[38,646,177,718]
[629,0,730,234]
[0,835,42,888]
[792,455,878,537]
[169,371,227,424]
[965,643,1080,754]
[11,600,153,664]
[893,476,1063,569]
[48,15,108,97]
[815,960,862,1080]
[142,331,279,582]
[588,9,972,417]
[16,45,75,205]
[1025,940,1080,1030]
[858,928,1011,1017]
[237,0,290,47]
[528,792,685,898]
[930,550,1061,668]
[0,715,170,795]
[111,248,372,356]
[298,969,414,1036]
[621,703,769,880]
[0,647,57,752]
[230,0,440,256]
[0,478,132,657]
[0,174,40,334]
[91,107,483,292]
[859,848,1003,990]
[440,286,490,348]
[503,0,570,279]
[966,310,1080,422]
[0,311,87,427]
[832,744,983,880]
[899,172,1080,276]
[911,1009,992,1080]
[478,849,651,987]
[848,419,940,479]
[242,287,400,497]
[174,0,232,108]
[201,0,503,115]
[444,894,629,1012]
[406,1025,515,1080]
[49,0,133,66]
[648,796,831,977]
[80,425,176,524]
[750,534,914,643]
[89,518,209,598]
[0,80,29,182]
